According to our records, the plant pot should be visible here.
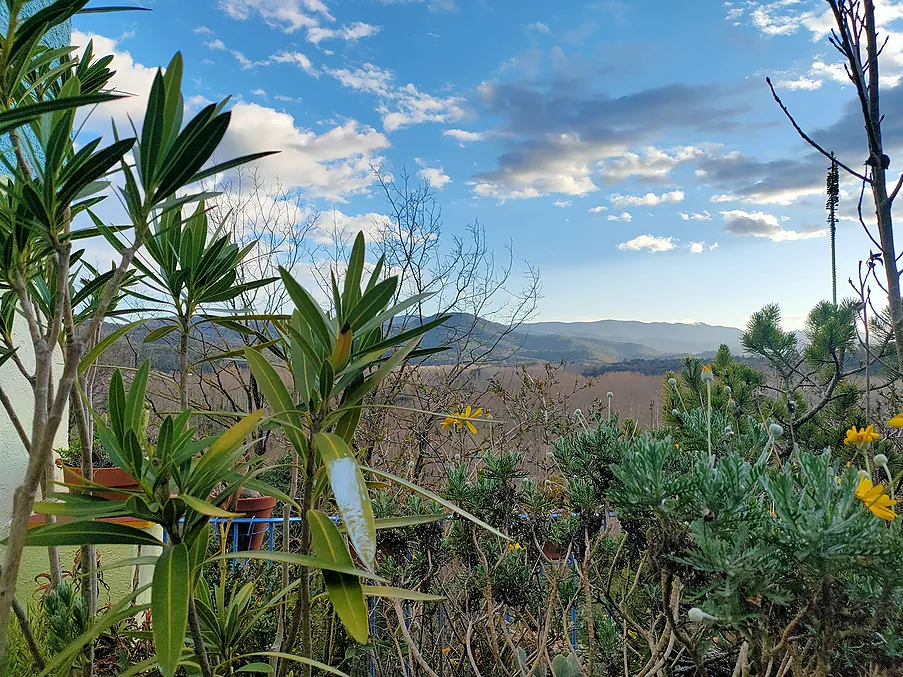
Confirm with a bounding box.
[58,462,140,502]
[542,541,567,562]
[229,495,278,551]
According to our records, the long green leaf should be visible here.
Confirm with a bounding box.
[308,509,368,644]
[279,266,333,349]
[177,494,241,518]
[0,93,125,136]
[241,652,349,677]
[244,348,307,459]
[364,467,507,540]
[206,551,385,581]
[314,433,375,571]
[152,544,190,677]
[20,520,165,547]
[361,585,444,602]
[80,319,146,376]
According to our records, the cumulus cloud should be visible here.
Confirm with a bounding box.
[270,50,317,76]
[553,200,572,208]
[217,0,332,32]
[326,63,466,131]
[609,190,684,207]
[194,25,214,34]
[731,1,903,87]
[679,210,712,220]
[607,212,632,222]
[588,205,607,213]
[307,21,380,44]
[525,22,552,34]
[444,129,485,142]
[720,209,826,242]
[72,31,389,200]
[416,162,451,188]
[205,38,227,50]
[221,105,390,198]
[688,241,705,254]
[469,76,749,199]
[618,234,675,253]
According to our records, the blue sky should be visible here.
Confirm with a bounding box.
[72,0,903,330]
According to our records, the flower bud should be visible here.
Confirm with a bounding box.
[688,607,716,623]
[671,409,680,417]
[874,453,888,468]
[724,386,731,396]
[607,391,614,399]
[668,378,677,388]
[454,454,461,462]
[701,365,714,383]
[769,423,784,439]
[728,399,737,409]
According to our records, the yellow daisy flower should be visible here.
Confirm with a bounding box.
[889,411,903,428]
[855,475,897,521]
[441,405,483,434]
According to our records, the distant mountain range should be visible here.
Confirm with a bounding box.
[109,314,746,371]
[417,314,743,365]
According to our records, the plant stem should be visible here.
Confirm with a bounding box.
[279,428,317,677]
[188,595,214,677]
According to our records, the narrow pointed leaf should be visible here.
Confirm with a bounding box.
[314,433,375,570]
[365,467,507,539]
[152,544,190,677]
[308,509,368,643]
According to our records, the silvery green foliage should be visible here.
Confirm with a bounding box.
[607,421,903,673]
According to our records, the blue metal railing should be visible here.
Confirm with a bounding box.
[188,513,615,674]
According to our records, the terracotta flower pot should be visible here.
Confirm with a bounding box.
[59,462,140,502]
[229,495,278,551]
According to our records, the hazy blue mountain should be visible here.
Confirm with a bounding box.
[522,319,743,356]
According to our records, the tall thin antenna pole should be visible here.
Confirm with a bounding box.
[826,152,840,307]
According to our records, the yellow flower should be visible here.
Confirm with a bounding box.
[889,411,903,428]
[507,542,523,551]
[441,405,483,434]
[701,365,714,383]
[844,425,880,447]
[442,647,451,655]
[855,475,897,521]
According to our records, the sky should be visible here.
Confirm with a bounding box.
[70,0,903,330]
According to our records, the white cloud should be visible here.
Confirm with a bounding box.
[553,200,572,208]
[217,0,333,32]
[311,209,387,244]
[205,38,227,50]
[326,63,465,131]
[609,190,684,207]
[618,234,675,253]
[688,241,705,254]
[194,26,214,34]
[274,94,302,102]
[307,21,380,44]
[271,50,317,76]
[720,209,826,242]
[417,164,451,189]
[607,212,632,222]
[679,210,712,221]
[588,205,607,213]
[735,1,903,88]
[252,88,267,97]
[525,22,551,34]
[74,31,390,201]
[444,129,485,142]
[599,145,708,181]
[220,105,390,198]
[71,30,159,125]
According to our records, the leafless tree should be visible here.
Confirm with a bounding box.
[767,0,903,376]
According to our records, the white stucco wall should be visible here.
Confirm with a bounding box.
[0,316,68,530]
